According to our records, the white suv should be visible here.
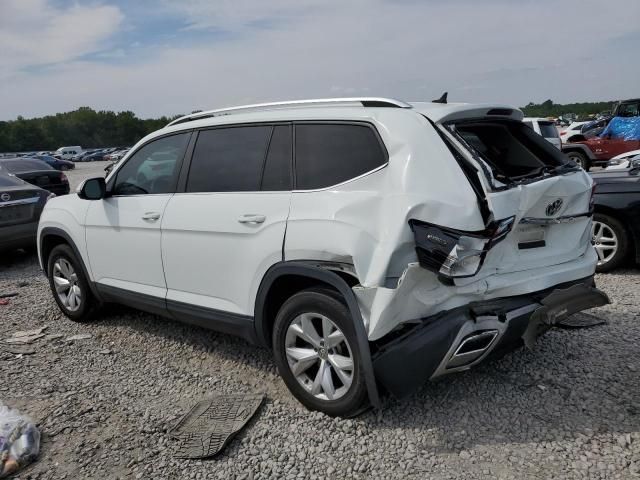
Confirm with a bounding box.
[38,98,608,417]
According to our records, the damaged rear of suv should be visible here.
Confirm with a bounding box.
[38,97,608,417]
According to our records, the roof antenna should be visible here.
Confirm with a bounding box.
[432,92,448,104]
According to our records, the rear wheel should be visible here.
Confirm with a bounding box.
[566,151,590,171]
[47,244,99,321]
[592,214,628,272]
[272,288,368,417]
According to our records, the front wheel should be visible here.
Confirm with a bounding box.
[272,288,369,417]
[592,214,628,272]
[47,244,99,321]
[566,151,590,171]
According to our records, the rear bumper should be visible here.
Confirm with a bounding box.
[0,221,38,250]
[371,276,609,398]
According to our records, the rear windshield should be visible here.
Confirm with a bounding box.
[538,122,559,138]
[450,120,568,182]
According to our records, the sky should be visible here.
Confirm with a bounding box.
[1,0,639,120]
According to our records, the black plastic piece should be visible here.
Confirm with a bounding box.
[432,92,448,104]
[518,240,546,249]
[373,311,467,398]
[487,108,514,116]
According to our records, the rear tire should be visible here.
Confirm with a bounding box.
[47,244,99,322]
[272,288,369,417]
[592,214,628,273]
[566,151,590,171]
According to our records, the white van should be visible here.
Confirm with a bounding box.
[55,146,82,160]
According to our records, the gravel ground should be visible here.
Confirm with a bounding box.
[0,161,638,479]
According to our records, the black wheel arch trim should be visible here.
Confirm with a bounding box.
[254,261,381,408]
[39,227,103,302]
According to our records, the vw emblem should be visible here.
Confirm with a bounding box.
[0,193,10,202]
[545,198,563,217]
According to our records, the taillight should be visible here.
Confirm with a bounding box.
[61,173,68,183]
[409,217,515,279]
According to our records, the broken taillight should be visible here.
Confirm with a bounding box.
[409,217,515,279]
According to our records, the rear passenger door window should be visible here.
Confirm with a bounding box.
[187,126,272,192]
[294,123,387,190]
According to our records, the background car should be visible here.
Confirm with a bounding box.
[0,158,70,195]
[28,154,75,170]
[606,149,640,169]
[104,148,130,162]
[590,157,640,272]
[523,117,561,149]
[560,121,589,143]
[81,151,108,162]
[0,168,52,252]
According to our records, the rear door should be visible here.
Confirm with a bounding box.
[161,124,292,317]
[436,118,594,280]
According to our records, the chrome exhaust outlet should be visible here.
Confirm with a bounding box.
[446,330,499,369]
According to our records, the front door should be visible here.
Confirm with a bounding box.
[85,132,191,301]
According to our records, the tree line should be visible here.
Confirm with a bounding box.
[0,99,622,152]
[0,107,180,153]
[521,99,617,119]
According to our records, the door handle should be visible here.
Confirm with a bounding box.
[142,212,161,221]
[237,214,266,224]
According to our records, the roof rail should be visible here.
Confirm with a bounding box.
[166,97,412,127]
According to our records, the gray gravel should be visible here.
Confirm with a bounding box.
[1,162,638,479]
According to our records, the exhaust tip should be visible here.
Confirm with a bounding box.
[446,329,499,369]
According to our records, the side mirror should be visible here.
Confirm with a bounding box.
[78,177,106,200]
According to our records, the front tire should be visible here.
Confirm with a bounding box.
[47,244,99,322]
[592,214,628,272]
[566,151,590,171]
[272,288,369,417]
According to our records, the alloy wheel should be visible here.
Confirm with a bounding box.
[285,313,354,401]
[591,220,618,266]
[53,258,82,312]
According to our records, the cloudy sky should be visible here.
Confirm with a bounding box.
[1,0,639,120]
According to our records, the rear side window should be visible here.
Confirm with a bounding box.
[294,124,386,190]
[538,122,559,139]
[187,126,271,192]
